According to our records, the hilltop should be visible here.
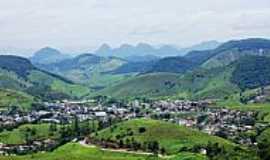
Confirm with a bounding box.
[91,119,258,159]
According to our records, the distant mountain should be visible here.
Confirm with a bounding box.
[36,53,129,88]
[30,47,70,65]
[184,50,216,65]
[109,61,156,74]
[202,38,270,68]
[184,40,221,52]
[124,55,160,62]
[94,44,112,57]
[95,43,182,58]
[0,55,90,100]
[95,41,221,58]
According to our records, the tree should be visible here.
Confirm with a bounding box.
[72,115,79,136]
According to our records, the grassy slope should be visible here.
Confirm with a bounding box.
[97,65,240,100]
[93,119,234,154]
[0,89,34,110]
[0,123,59,145]
[97,73,182,98]
[28,70,91,98]
[0,143,206,160]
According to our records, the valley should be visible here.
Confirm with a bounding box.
[0,38,270,160]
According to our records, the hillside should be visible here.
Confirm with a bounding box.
[146,56,196,74]
[202,38,270,68]
[231,56,270,90]
[91,119,257,159]
[0,89,34,110]
[96,73,182,98]
[37,53,131,89]
[97,65,240,100]
[0,55,90,102]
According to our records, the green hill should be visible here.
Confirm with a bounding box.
[0,55,90,101]
[0,123,60,145]
[96,65,240,100]
[202,38,270,68]
[92,119,258,159]
[96,73,182,98]
[0,89,34,110]
[97,54,270,101]
[231,56,270,90]
[37,54,130,89]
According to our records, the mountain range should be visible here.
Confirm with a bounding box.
[1,38,270,102]
[94,41,221,58]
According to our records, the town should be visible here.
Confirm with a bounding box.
[0,98,268,155]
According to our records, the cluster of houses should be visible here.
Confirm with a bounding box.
[0,99,266,155]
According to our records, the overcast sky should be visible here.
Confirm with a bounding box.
[0,0,270,56]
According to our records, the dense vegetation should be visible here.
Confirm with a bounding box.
[0,55,90,104]
[0,55,34,78]
[146,56,196,74]
[231,56,270,90]
[0,89,34,110]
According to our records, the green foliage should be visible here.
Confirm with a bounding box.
[231,56,270,90]
[93,119,234,155]
[96,73,182,98]
[0,124,60,145]
[257,128,270,160]
[0,89,34,110]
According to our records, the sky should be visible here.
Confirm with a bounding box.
[0,0,270,56]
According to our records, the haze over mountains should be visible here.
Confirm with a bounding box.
[1,37,270,160]
[0,37,268,101]
[0,38,270,101]
[94,40,221,58]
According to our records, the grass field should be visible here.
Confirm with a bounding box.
[0,123,59,145]
[0,143,207,160]
[93,119,235,155]
[97,73,182,98]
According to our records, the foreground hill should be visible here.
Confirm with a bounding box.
[91,119,258,159]
[0,142,207,160]
[0,55,90,102]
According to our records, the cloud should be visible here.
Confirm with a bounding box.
[0,0,269,55]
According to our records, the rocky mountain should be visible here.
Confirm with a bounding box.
[95,43,182,58]
[95,41,221,58]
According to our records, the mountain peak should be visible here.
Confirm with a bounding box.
[35,47,62,56]
[31,47,69,64]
